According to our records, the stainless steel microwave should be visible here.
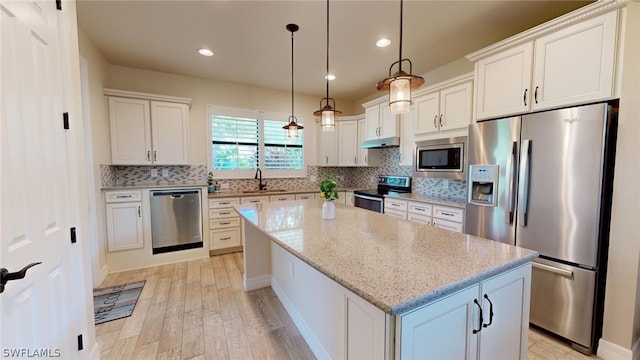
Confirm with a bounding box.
[414,137,467,180]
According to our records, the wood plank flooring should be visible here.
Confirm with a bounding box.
[95,253,601,359]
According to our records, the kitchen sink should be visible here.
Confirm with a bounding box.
[241,189,287,193]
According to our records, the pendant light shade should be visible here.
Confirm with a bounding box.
[283,23,304,138]
[314,0,341,132]
[376,0,424,114]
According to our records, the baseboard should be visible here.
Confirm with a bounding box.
[598,338,634,360]
[243,274,271,291]
[270,276,331,360]
[96,265,108,287]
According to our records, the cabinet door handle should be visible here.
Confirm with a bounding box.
[354,156,357,164]
[138,206,141,217]
[147,150,151,161]
[325,155,328,165]
[534,86,539,104]
[482,294,494,328]
[439,114,443,127]
[153,150,157,162]
[473,299,483,334]
[433,115,438,129]
[523,89,528,107]
[364,155,368,163]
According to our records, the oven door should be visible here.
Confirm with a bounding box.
[354,194,383,213]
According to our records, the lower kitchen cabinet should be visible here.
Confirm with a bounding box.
[398,264,531,359]
[209,197,242,254]
[385,197,465,233]
[105,190,144,252]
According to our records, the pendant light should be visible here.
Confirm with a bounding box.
[376,0,424,114]
[313,0,341,132]
[283,23,304,138]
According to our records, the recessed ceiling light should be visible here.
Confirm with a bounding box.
[325,74,336,81]
[376,38,391,48]
[198,48,214,57]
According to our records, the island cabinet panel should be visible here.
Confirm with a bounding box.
[397,264,531,360]
[271,243,387,360]
[398,285,479,360]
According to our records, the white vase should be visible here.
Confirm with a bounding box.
[322,200,335,220]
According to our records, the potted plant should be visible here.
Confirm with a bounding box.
[319,174,339,219]
[207,172,215,193]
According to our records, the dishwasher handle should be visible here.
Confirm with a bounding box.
[151,189,200,198]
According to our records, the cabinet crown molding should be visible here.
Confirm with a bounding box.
[104,88,192,106]
[465,0,628,62]
[412,72,474,98]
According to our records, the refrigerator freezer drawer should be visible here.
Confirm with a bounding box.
[530,258,596,349]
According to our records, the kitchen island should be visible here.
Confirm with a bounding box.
[236,200,538,359]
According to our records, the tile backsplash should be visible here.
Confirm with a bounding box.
[100,148,466,199]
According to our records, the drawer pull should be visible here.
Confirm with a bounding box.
[219,211,230,215]
[391,203,400,207]
[220,237,231,241]
[414,207,424,211]
[442,212,454,216]
[116,195,132,198]
[219,222,231,225]
[250,200,260,203]
[219,202,230,205]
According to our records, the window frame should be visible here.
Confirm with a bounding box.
[207,105,307,179]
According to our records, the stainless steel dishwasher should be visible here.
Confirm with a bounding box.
[150,189,203,254]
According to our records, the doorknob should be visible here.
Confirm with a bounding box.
[0,262,42,294]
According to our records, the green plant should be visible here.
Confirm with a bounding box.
[319,174,339,201]
[208,171,215,186]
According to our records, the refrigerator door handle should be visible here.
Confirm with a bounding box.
[532,261,574,278]
[518,139,532,227]
[505,141,517,224]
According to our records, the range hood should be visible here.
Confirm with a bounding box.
[361,136,400,149]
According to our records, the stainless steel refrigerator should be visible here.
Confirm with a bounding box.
[465,101,618,354]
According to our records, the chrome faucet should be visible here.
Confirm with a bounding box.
[254,168,267,190]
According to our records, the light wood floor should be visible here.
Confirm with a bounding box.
[95,253,600,359]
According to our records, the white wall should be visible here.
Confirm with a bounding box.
[77,29,111,286]
[602,1,640,352]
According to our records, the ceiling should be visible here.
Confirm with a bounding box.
[76,0,591,102]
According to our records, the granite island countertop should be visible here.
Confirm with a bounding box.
[207,187,361,198]
[235,201,537,315]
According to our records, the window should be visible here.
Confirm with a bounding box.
[208,106,305,179]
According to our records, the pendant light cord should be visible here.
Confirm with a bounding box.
[325,0,330,99]
[290,30,295,120]
[398,0,404,72]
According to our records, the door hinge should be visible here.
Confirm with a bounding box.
[70,227,77,244]
[63,112,69,130]
[77,334,83,351]
[56,0,62,11]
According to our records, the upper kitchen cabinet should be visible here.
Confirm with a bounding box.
[105,89,191,165]
[317,121,338,166]
[363,100,399,141]
[413,74,473,135]
[317,115,380,167]
[470,9,619,121]
[338,119,358,166]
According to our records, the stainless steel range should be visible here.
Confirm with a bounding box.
[353,175,411,213]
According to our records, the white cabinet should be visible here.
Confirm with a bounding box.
[358,118,381,167]
[474,43,534,120]
[295,193,316,201]
[531,11,617,111]
[107,91,191,165]
[209,197,242,253]
[338,120,358,166]
[414,79,472,135]
[318,121,338,166]
[104,190,144,252]
[473,11,617,120]
[398,264,531,360]
[269,194,295,202]
[386,197,465,233]
[240,196,270,205]
[364,101,399,141]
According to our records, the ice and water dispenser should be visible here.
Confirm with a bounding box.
[468,165,499,206]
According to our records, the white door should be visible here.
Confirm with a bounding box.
[109,97,152,165]
[1,0,87,356]
[150,101,190,165]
